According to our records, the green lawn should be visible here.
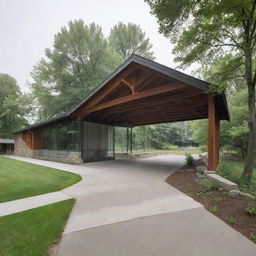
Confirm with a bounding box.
[218,156,256,197]
[0,199,74,256]
[0,156,81,203]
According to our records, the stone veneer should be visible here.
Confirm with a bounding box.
[34,150,82,164]
[14,134,82,164]
[14,133,34,157]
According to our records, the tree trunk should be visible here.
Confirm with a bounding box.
[241,85,256,183]
[241,53,256,183]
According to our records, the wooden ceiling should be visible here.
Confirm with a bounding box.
[70,58,227,126]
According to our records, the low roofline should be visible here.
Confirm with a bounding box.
[13,112,68,134]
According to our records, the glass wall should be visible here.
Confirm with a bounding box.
[41,120,81,151]
[81,121,114,162]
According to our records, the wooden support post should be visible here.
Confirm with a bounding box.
[208,94,220,171]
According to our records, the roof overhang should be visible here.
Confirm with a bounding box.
[69,54,229,126]
[14,54,229,133]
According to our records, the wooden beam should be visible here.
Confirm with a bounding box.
[116,114,208,126]
[104,102,207,123]
[74,66,136,119]
[80,83,185,119]
[104,74,156,115]
[111,111,207,124]
[96,90,204,120]
[121,79,135,94]
[208,94,220,171]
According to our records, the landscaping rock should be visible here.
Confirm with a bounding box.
[196,173,205,179]
[206,173,239,191]
[229,190,240,198]
[195,165,207,173]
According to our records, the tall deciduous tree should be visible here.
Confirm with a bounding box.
[0,74,29,137]
[146,0,256,182]
[30,20,122,120]
[109,22,154,60]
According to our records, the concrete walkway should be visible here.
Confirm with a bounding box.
[5,155,256,256]
[0,191,71,217]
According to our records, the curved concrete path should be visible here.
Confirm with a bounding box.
[5,155,256,256]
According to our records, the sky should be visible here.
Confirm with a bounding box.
[0,0,196,92]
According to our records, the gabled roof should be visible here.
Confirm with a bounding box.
[67,54,211,116]
[14,54,229,133]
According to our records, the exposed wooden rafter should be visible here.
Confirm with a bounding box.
[79,83,185,120]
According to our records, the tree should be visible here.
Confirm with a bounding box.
[0,74,29,137]
[146,0,256,183]
[189,120,208,146]
[30,20,122,120]
[221,88,249,158]
[109,22,154,60]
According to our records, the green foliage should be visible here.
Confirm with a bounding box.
[189,120,208,146]
[0,199,74,256]
[196,191,212,199]
[167,144,179,150]
[30,20,122,120]
[245,201,256,216]
[109,22,154,60]
[199,178,220,192]
[209,205,219,214]
[213,197,222,203]
[227,215,238,225]
[0,156,81,202]
[218,157,256,197]
[185,153,194,167]
[30,20,156,121]
[199,145,208,152]
[0,74,30,137]
[145,0,256,182]
[221,88,248,158]
[115,122,193,153]
[251,232,256,243]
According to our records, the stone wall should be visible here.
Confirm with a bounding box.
[14,133,82,164]
[14,133,34,157]
[34,150,82,164]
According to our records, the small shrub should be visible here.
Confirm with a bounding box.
[168,144,179,150]
[223,191,229,197]
[245,201,256,216]
[227,215,237,225]
[251,232,256,243]
[187,185,193,192]
[185,153,194,167]
[199,178,220,192]
[197,191,212,198]
[213,197,222,203]
[209,205,219,213]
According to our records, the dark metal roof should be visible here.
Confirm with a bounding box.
[14,54,229,134]
[13,113,68,134]
[0,139,15,144]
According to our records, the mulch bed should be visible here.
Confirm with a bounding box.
[166,167,256,243]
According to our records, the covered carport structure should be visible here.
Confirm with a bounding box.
[69,54,229,171]
[14,55,229,171]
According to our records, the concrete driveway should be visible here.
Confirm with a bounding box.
[7,155,256,255]
[54,155,256,256]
